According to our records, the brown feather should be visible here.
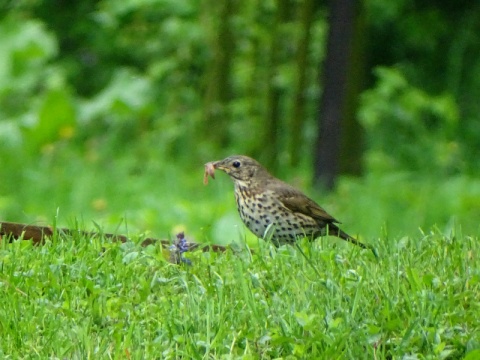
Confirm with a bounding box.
[268,180,339,224]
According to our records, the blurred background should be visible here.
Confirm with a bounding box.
[1,0,479,245]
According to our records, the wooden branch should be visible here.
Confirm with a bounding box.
[0,221,229,254]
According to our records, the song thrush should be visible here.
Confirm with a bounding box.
[206,155,371,250]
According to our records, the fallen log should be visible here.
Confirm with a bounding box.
[0,221,232,263]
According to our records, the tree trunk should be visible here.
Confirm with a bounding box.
[314,0,363,189]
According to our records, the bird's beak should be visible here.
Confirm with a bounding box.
[215,162,233,175]
[212,161,225,171]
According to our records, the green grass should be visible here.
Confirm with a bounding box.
[1,229,479,359]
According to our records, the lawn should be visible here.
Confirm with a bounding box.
[1,229,479,359]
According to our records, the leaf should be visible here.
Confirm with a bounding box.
[295,311,317,330]
[36,88,76,141]
[122,251,139,264]
[464,350,480,360]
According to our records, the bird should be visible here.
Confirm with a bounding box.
[206,155,371,250]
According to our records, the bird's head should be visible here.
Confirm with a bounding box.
[209,155,269,183]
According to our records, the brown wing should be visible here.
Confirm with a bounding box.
[270,181,340,224]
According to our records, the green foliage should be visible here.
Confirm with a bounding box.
[0,15,59,152]
[2,0,477,172]
[358,67,462,174]
[362,0,480,174]
[24,0,323,164]
[0,231,479,358]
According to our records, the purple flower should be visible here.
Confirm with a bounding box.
[169,232,192,265]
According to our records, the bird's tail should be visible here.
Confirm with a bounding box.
[328,225,377,256]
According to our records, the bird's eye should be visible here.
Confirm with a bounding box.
[232,161,241,168]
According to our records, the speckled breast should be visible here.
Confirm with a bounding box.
[234,185,319,244]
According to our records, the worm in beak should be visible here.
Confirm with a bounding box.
[203,161,219,185]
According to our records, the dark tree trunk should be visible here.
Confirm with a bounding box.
[314,0,363,189]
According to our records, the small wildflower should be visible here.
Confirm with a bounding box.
[176,232,189,254]
[169,232,193,265]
